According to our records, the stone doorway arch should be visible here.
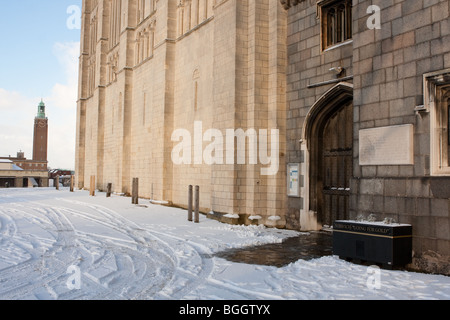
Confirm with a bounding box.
[301,82,353,229]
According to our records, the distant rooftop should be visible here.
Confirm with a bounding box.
[12,164,24,171]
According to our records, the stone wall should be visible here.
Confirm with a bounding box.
[76,0,288,227]
[285,0,450,274]
[351,0,450,275]
[285,0,353,230]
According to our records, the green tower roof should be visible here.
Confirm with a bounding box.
[37,99,46,119]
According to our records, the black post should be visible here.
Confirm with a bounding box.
[188,185,193,222]
[194,185,200,223]
[132,178,139,204]
[90,176,96,196]
[107,183,112,198]
[70,175,74,192]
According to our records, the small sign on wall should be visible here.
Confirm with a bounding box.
[287,163,300,197]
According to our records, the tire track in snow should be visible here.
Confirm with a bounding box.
[1,194,275,300]
[0,205,111,298]
[0,207,55,260]
[31,200,177,299]
[54,204,176,298]
[56,198,217,300]
[145,228,283,300]
[0,206,80,299]
[5,200,176,300]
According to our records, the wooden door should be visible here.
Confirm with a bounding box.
[319,102,353,227]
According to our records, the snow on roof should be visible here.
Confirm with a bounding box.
[0,159,13,163]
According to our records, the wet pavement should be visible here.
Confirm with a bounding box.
[215,231,333,268]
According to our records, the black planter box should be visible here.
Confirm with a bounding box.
[333,220,412,268]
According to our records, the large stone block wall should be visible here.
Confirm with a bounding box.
[76,0,288,226]
[351,0,450,274]
[284,0,450,274]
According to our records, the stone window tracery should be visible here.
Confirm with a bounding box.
[137,0,157,24]
[177,0,212,37]
[135,20,156,65]
[110,0,122,49]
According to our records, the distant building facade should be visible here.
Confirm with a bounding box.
[0,158,48,188]
[0,101,49,188]
[283,0,450,274]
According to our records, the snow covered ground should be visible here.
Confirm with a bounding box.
[0,187,449,300]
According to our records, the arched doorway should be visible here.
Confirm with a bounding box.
[303,83,353,228]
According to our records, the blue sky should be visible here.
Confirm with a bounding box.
[0,0,82,169]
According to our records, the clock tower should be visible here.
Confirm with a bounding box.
[33,100,48,162]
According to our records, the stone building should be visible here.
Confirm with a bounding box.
[0,158,49,188]
[0,100,49,188]
[76,0,288,227]
[283,0,450,274]
[76,0,450,274]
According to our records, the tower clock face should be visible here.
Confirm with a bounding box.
[38,121,46,128]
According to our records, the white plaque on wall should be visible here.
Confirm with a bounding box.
[287,163,301,197]
[359,124,414,166]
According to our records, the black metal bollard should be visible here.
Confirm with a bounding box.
[188,185,193,222]
[107,183,112,198]
[194,185,200,223]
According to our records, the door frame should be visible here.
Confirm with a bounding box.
[299,82,353,231]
